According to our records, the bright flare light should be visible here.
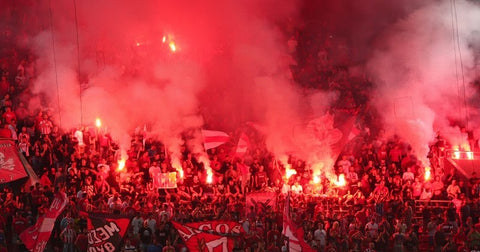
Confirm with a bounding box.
[467,151,474,160]
[117,158,126,172]
[162,36,166,43]
[285,165,297,180]
[169,41,176,52]
[171,158,184,179]
[313,175,321,184]
[334,174,346,187]
[95,118,102,128]
[206,172,213,184]
[452,145,460,159]
[424,167,431,181]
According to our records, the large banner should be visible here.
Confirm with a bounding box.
[0,139,28,183]
[152,172,177,189]
[81,212,131,252]
[172,221,244,252]
[20,191,69,252]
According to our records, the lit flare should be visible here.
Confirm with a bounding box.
[169,41,176,52]
[95,118,102,128]
[334,174,346,187]
[117,158,126,172]
[424,167,431,181]
[206,172,213,184]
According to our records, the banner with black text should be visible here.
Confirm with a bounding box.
[80,212,131,252]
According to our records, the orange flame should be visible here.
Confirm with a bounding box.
[206,172,213,184]
[171,158,184,179]
[285,165,297,180]
[334,174,346,187]
[117,158,126,172]
[169,41,176,52]
[95,118,102,128]
[424,167,431,181]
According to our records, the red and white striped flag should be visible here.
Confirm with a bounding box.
[20,191,69,252]
[235,132,249,157]
[202,130,230,150]
[283,193,315,252]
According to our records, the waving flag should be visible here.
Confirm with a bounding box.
[235,132,249,157]
[80,212,131,252]
[202,130,230,150]
[282,193,315,252]
[20,191,69,252]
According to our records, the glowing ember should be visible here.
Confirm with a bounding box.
[169,41,176,52]
[95,118,102,128]
[334,174,346,187]
[424,167,431,181]
[117,158,126,171]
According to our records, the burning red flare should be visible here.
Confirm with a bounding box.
[117,158,126,172]
[424,167,431,181]
[95,118,102,128]
[206,172,213,184]
[169,41,176,52]
[285,165,297,180]
[334,174,346,187]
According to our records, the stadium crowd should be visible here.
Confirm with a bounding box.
[2,7,480,252]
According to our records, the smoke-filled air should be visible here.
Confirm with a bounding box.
[8,0,480,177]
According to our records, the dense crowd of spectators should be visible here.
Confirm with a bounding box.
[1,47,480,252]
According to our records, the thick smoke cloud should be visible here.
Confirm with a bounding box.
[299,0,480,162]
[24,0,340,174]
[22,0,480,175]
[367,0,480,159]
